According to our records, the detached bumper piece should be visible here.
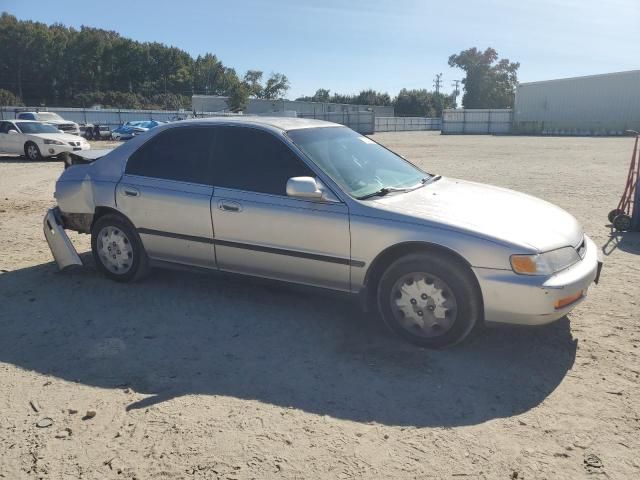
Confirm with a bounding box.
[43,208,82,270]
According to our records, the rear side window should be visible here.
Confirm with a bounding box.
[126,127,213,184]
[18,113,35,120]
[212,126,313,195]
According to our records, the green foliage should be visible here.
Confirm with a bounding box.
[0,88,22,105]
[448,47,519,108]
[0,13,288,110]
[393,89,455,117]
[296,89,392,106]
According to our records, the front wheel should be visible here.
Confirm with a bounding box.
[91,214,149,282]
[25,142,42,161]
[377,253,482,348]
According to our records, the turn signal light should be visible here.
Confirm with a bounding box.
[554,291,584,310]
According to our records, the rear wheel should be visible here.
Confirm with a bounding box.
[91,214,149,282]
[25,142,42,161]
[377,253,482,348]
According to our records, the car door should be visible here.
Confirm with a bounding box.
[0,121,21,154]
[116,126,216,268]
[210,125,351,291]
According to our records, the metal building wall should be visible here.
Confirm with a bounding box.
[514,70,640,135]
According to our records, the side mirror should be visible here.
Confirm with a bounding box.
[286,176,324,200]
[8,129,18,135]
[58,129,64,134]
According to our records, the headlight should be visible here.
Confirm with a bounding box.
[510,247,580,275]
[44,139,65,145]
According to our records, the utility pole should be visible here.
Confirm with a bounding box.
[452,79,461,108]
[433,73,443,116]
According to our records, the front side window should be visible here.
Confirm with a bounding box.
[15,122,60,134]
[126,127,213,184]
[18,113,35,120]
[212,126,314,195]
[0,122,12,134]
[287,127,429,199]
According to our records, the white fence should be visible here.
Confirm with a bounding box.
[375,117,441,132]
[441,109,512,134]
[0,106,375,135]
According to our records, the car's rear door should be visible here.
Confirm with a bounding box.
[116,126,216,268]
[210,125,351,291]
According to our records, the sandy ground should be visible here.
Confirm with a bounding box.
[0,133,639,479]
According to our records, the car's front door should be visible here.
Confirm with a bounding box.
[210,126,351,291]
[116,126,216,268]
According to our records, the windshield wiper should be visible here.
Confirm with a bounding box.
[356,186,410,200]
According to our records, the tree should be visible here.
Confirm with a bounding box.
[0,88,23,106]
[243,70,264,98]
[296,88,392,106]
[448,47,519,108]
[394,89,455,117]
[260,73,290,100]
[226,81,249,112]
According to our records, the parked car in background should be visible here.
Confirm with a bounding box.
[16,111,80,135]
[80,124,112,140]
[44,117,602,348]
[0,120,89,160]
[111,120,165,140]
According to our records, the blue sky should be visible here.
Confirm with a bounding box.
[3,0,639,100]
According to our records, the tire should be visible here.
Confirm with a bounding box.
[91,214,149,282]
[613,214,632,232]
[24,142,42,161]
[377,253,482,348]
[608,208,625,223]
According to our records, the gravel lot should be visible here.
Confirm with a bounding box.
[1,133,639,479]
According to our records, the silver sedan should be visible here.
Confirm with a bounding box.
[44,117,602,348]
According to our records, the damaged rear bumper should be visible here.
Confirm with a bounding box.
[43,208,82,270]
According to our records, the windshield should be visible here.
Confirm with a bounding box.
[16,122,61,134]
[36,112,63,121]
[287,127,429,198]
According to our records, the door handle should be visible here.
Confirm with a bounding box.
[120,186,140,197]
[218,200,242,212]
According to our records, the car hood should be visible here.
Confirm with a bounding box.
[30,133,84,143]
[370,177,583,252]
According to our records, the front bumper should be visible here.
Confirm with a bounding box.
[43,208,82,270]
[473,235,602,326]
[42,143,90,157]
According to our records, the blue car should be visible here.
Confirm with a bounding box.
[111,120,165,141]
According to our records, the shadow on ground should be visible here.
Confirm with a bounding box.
[0,256,577,427]
[601,230,640,256]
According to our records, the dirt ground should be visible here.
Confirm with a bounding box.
[1,133,639,479]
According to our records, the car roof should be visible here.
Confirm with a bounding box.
[172,116,340,132]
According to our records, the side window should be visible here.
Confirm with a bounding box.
[125,127,213,184]
[213,127,314,195]
[0,122,9,133]
[18,113,34,120]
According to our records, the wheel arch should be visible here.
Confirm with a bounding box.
[92,206,135,231]
[362,241,483,312]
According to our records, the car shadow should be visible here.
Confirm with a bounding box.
[601,229,640,256]
[0,257,577,427]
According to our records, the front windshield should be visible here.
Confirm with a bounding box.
[16,122,61,134]
[37,112,63,121]
[287,126,429,198]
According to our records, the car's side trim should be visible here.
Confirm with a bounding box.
[137,227,365,267]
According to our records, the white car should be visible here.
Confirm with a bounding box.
[0,120,90,160]
[16,111,80,135]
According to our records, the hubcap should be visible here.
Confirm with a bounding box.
[96,226,133,274]
[27,145,38,159]
[390,272,457,338]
